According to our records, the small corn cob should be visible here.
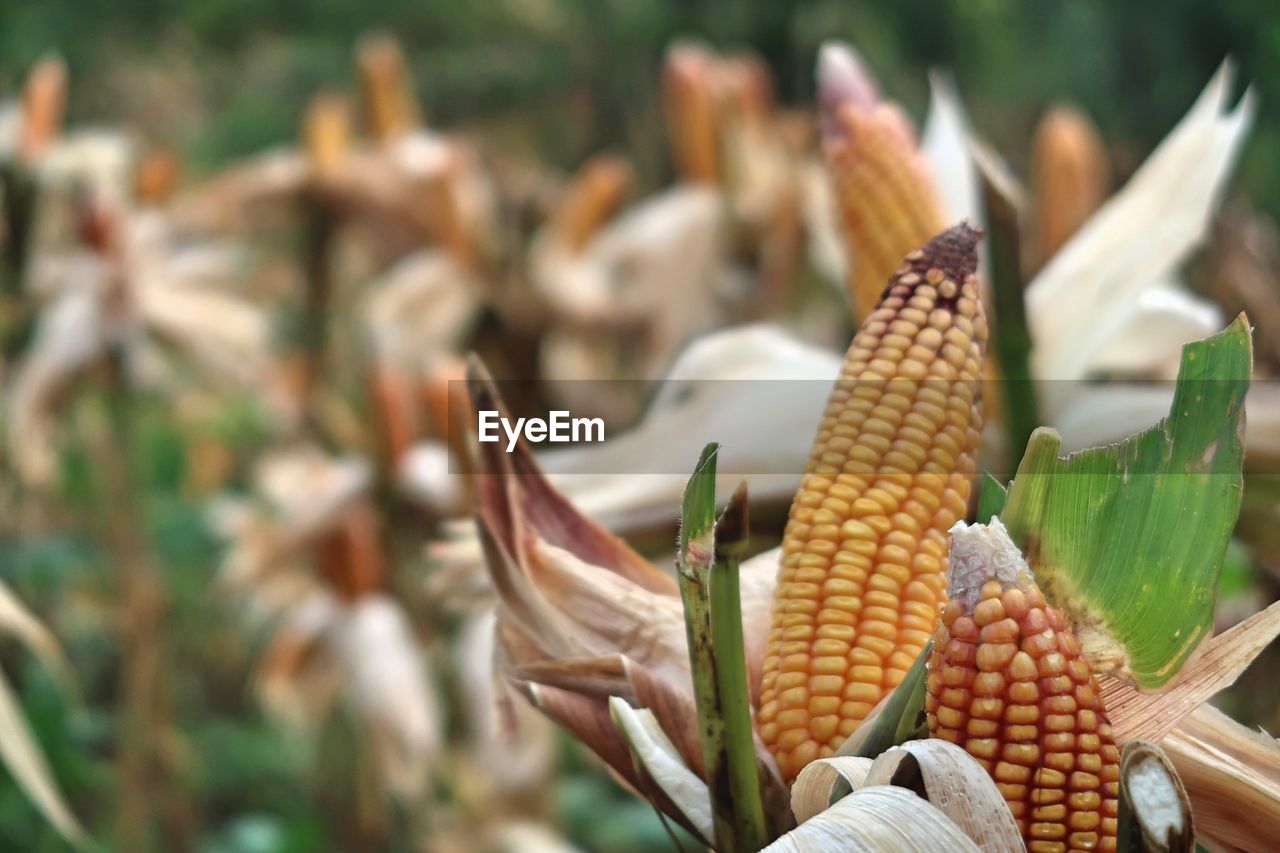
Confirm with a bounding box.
[550,153,634,253]
[302,92,353,183]
[663,43,721,185]
[927,519,1119,852]
[19,54,67,161]
[820,44,948,322]
[134,148,181,206]
[758,223,987,781]
[357,35,421,141]
[1031,105,1109,267]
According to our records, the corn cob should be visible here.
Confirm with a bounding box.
[357,35,421,141]
[550,154,634,253]
[19,54,67,161]
[1031,105,1109,268]
[758,223,987,781]
[302,92,353,183]
[824,101,949,323]
[663,43,721,185]
[927,519,1119,852]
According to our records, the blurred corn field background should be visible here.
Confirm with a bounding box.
[1,1,1280,851]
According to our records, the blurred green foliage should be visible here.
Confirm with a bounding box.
[1,0,1277,209]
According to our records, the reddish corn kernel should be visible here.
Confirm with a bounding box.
[926,530,1119,852]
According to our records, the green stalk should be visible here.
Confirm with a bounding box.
[977,150,1039,474]
[710,483,767,852]
[676,444,732,851]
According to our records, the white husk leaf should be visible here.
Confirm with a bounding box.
[791,756,873,824]
[529,541,689,687]
[331,595,441,800]
[607,696,713,844]
[863,740,1023,853]
[922,71,981,228]
[0,581,75,693]
[763,786,980,852]
[364,249,480,369]
[1027,61,1254,384]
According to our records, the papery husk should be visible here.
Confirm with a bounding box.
[331,594,441,800]
[609,696,714,845]
[1101,600,1280,741]
[861,740,1023,852]
[790,756,873,823]
[763,785,980,852]
[1119,740,1194,853]
[1027,61,1251,386]
[1159,704,1280,852]
[364,249,481,371]
[518,682,706,841]
[510,651,791,829]
[467,364,689,678]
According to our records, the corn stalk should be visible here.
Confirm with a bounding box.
[677,444,767,852]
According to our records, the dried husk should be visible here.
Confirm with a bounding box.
[609,696,715,844]
[763,786,980,852]
[1101,599,1280,741]
[790,756,873,823]
[862,740,1023,852]
[1161,704,1280,852]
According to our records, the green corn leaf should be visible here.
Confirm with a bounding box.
[1001,315,1251,689]
[678,442,719,565]
[977,473,1008,524]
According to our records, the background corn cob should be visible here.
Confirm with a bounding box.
[824,94,948,322]
[927,520,1120,852]
[357,34,422,141]
[758,223,987,781]
[663,43,721,185]
[549,153,634,252]
[1030,105,1110,269]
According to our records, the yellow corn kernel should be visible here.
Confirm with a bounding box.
[759,224,987,780]
[927,521,1119,852]
[823,97,948,322]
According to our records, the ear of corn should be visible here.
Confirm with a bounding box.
[550,154,634,253]
[20,54,67,161]
[1030,105,1109,267]
[758,223,987,781]
[663,43,721,185]
[357,35,421,141]
[822,56,948,321]
[927,519,1119,853]
[302,92,353,182]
